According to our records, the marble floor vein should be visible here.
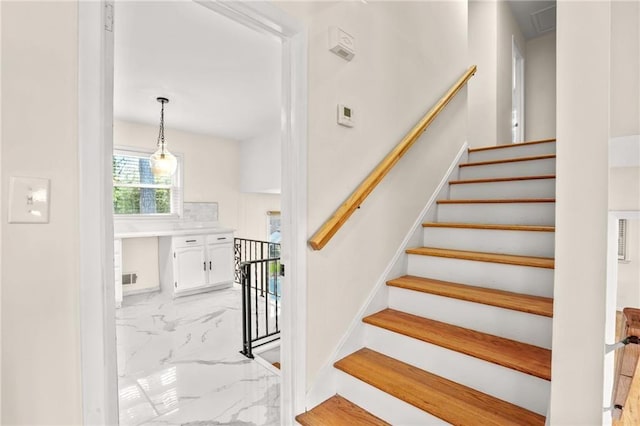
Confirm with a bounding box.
[116,286,280,426]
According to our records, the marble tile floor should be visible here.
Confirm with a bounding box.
[116,285,280,426]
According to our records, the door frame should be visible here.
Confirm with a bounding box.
[78,1,308,423]
[512,36,525,143]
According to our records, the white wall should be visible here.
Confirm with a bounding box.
[468,0,497,148]
[611,0,640,138]
[240,127,281,193]
[496,0,525,145]
[278,0,468,386]
[238,193,281,242]
[610,167,640,211]
[610,167,640,309]
[552,1,611,422]
[1,2,83,423]
[525,32,556,141]
[121,237,160,293]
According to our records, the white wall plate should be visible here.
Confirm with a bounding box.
[8,176,50,223]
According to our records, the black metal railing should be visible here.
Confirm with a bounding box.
[235,238,282,359]
[234,238,281,289]
[239,258,282,359]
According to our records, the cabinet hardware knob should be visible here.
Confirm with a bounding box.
[186,239,197,243]
[203,261,206,271]
[217,237,226,240]
[209,261,212,270]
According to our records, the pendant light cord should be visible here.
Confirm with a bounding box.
[157,99,166,154]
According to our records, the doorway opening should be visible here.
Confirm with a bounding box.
[78,1,307,424]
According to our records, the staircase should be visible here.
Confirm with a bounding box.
[297,139,556,425]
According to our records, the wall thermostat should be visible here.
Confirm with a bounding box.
[329,27,355,61]
[337,104,354,127]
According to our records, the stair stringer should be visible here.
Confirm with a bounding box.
[304,142,469,410]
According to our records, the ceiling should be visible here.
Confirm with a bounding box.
[507,0,557,40]
[114,1,281,141]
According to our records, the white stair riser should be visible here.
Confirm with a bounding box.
[365,326,550,415]
[387,287,552,348]
[335,370,448,426]
[468,142,556,163]
[423,227,555,257]
[407,254,554,297]
[460,158,556,180]
[437,202,555,226]
[449,178,556,200]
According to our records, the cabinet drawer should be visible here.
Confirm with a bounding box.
[173,235,204,249]
[206,233,233,244]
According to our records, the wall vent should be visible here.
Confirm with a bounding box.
[122,272,138,285]
[531,5,556,36]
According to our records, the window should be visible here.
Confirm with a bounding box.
[619,219,628,261]
[113,148,182,216]
[267,211,281,258]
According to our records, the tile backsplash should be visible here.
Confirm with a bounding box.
[183,202,218,223]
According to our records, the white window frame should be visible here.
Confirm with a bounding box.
[112,146,184,219]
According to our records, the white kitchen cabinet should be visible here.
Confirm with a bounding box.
[159,232,234,296]
[207,243,234,286]
[174,245,207,292]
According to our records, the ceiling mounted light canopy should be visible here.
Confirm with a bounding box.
[150,97,177,177]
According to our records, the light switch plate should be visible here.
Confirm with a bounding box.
[9,176,50,223]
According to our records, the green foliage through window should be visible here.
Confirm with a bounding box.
[112,151,176,215]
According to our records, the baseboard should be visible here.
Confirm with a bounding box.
[122,285,161,297]
[305,141,469,409]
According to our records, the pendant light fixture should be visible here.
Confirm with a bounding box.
[150,97,177,177]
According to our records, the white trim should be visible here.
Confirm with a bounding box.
[78,1,118,424]
[78,1,307,424]
[306,142,469,409]
[512,36,525,144]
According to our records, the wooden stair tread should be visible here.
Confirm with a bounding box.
[422,222,555,232]
[406,247,555,269]
[296,395,390,426]
[388,275,553,317]
[272,362,281,370]
[468,138,556,153]
[335,348,546,425]
[449,174,556,185]
[363,309,551,380]
[460,154,556,168]
[437,198,555,204]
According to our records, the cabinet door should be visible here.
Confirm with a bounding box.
[207,243,234,286]
[174,245,207,291]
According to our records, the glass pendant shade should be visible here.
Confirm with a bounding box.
[150,96,177,178]
[150,148,177,177]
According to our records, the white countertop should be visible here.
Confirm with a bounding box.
[114,220,234,239]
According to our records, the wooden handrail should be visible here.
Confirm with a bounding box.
[612,308,640,421]
[308,65,477,251]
